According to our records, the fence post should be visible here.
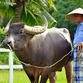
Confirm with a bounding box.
[9,51,13,83]
[0,48,23,83]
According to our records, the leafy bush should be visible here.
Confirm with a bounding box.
[0,27,6,46]
[0,52,21,65]
[0,52,9,65]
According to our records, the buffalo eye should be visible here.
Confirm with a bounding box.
[19,30,24,35]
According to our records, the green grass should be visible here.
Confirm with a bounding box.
[0,68,67,83]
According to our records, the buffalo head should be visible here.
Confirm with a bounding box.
[2,16,48,51]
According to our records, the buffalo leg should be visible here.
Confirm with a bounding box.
[64,61,72,83]
[40,75,49,83]
[34,68,40,83]
[40,69,50,83]
[49,72,56,83]
[22,65,34,83]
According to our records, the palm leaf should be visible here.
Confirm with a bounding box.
[41,10,57,28]
[31,0,57,27]
[0,0,57,27]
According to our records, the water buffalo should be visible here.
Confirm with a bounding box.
[2,16,72,83]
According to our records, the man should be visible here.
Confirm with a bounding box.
[66,8,83,83]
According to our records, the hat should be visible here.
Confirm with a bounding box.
[66,8,83,22]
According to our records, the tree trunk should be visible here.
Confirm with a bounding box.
[15,1,22,22]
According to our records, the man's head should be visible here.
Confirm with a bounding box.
[74,13,83,24]
[66,8,83,24]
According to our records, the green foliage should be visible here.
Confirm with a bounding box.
[0,0,15,18]
[41,10,57,28]
[0,27,4,34]
[21,0,57,27]
[0,52,21,65]
[52,0,78,41]
[47,0,56,7]
[0,52,9,65]
[0,27,5,46]
[72,0,83,7]
[0,0,57,27]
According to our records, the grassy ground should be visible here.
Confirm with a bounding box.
[0,68,67,83]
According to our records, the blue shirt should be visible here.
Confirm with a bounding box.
[69,22,83,61]
[73,22,83,45]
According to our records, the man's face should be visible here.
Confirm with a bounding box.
[74,14,83,24]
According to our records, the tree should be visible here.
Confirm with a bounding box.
[0,0,57,27]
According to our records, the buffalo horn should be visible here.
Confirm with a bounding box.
[24,16,48,35]
[4,16,14,35]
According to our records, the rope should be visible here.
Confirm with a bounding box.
[6,41,83,81]
[7,44,75,69]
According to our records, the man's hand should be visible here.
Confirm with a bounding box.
[78,42,83,50]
